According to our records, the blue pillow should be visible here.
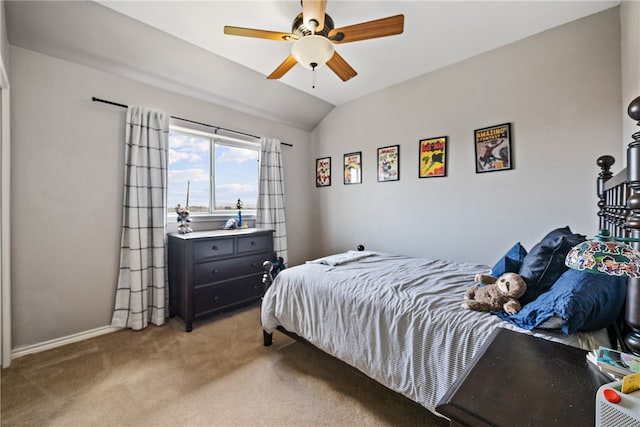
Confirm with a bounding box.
[491,242,527,277]
[496,268,626,335]
[519,226,586,304]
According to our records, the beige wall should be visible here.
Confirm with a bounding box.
[311,8,623,265]
[0,1,7,67]
[9,46,312,348]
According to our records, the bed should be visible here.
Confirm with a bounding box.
[261,94,640,417]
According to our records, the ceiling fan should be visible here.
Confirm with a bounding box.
[223,0,404,83]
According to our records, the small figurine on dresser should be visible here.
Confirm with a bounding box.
[176,180,193,234]
[175,204,192,234]
[236,198,243,228]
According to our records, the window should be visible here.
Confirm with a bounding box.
[168,125,260,215]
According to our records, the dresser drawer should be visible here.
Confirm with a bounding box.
[193,238,234,260]
[194,278,263,316]
[193,253,268,286]
[237,234,271,254]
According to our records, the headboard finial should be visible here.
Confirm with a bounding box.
[629,95,640,122]
[597,156,615,228]
[597,155,615,179]
[629,96,640,144]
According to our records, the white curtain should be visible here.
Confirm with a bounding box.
[112,106,170,330]
[256,137,288,265]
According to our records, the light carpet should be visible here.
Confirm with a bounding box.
[1,305,448,426]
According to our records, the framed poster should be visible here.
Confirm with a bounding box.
[316,157,331,187]
[377,145,400,182]
[419,136,447,178]
[474,123,512,173]
[343,152,362,185]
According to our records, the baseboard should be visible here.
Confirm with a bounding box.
[11,325,122,360]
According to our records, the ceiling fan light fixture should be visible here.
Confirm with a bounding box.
[291,35,334,70]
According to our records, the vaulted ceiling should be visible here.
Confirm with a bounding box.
[5,1,620,130]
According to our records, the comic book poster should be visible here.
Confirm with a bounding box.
[343,152,362,184]
[419,136,447,178]
[316,157,331,187]
[474,123,512,173]
[377,145,400,182]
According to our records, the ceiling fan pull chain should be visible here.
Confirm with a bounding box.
[312,62,318,88]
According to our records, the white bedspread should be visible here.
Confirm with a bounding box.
[261,252,608,415]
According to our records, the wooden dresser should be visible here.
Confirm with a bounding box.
[168,228,274,332]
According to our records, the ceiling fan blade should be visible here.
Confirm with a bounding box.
[328,14,404,44]
[267,55,298,80]
[302,0,327,32]
[224,26,297,42]
[326,51,357,82]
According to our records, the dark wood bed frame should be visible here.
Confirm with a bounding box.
[598,94,640,355]
[262,95,640,356]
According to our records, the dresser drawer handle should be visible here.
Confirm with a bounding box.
[213,296,220,301]
[251,262,258,268]
[211,245,218,251]
[251,241,256,246]
[211,269,219,275]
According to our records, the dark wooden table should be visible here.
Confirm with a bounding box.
[436,328,612,426]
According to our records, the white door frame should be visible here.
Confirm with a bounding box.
[1,58,11,368]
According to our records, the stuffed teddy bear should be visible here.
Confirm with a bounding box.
[462,272,527,315]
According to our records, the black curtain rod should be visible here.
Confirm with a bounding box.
[91,96,293,147]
